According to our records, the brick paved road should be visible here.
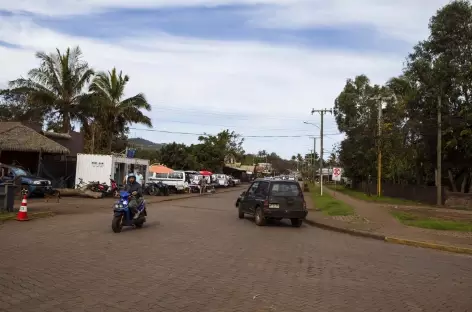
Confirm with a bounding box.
[1,189,471,312]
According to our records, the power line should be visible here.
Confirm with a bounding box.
[151,105,336,122]
[128,127,341,138]
[149,118,339,132]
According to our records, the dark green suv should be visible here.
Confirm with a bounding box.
[235,179,308,227]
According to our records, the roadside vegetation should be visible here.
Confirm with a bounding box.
[0,212,16,221]
[391,210,472,232]
[330,1,472,203]
[309,184,354,216]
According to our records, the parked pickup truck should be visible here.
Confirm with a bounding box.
[148,171,188,193]
[0,164,52,197]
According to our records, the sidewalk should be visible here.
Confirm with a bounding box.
[305,187,472,253]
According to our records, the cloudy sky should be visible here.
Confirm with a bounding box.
[0,0,449,159]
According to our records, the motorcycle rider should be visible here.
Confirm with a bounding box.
[124,173,143,219]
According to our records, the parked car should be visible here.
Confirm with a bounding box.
[0,164,52,197]
[213,174,229,187]
[236,178,307,227]
[228,176,241,186]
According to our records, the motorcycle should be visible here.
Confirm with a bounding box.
[75,178,87,190]
[88,181,106,193]
[111,191,147,233]
[104,177,120,197]
[144,181,170,196]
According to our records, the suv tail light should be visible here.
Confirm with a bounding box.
[263,199,269,207]
[303,201,307,210]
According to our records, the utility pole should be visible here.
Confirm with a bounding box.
[377,99,382,197]
[311,108,333,195]
[437,95,442,205]
[371,94,396,197]
[313,137,316,183]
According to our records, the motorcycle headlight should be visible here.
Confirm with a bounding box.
[119,204,124,208]
[122,201,128,205]
[114,204,119,209]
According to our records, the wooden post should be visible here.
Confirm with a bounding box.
[37,150,42,176]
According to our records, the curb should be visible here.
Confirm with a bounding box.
[304,218,472,255]
[304,219,385,240]
[384,237,472,255]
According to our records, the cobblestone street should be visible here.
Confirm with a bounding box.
[1,189,471,311]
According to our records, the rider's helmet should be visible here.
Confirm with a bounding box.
[127,173,136,183]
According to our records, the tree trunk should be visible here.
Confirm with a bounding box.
[62,111,70,133]
[461,172,468,193]
[448,169,458,192]
[107,118,115,153]
[107,131,114,153]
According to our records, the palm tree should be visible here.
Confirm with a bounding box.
[9,46,94,132]
[328,152,338,166]
[89,67,152,152]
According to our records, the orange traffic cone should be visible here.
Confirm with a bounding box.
[17,195,29,221]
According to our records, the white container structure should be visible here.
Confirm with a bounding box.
[75,154,150,187]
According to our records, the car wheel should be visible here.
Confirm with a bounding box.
[238,207,244,219]
[290,218,303,227]
[254,207,266,226]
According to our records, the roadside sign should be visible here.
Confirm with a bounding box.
[332,167,342,181]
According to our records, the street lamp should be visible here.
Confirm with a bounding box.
[303,121,320,128]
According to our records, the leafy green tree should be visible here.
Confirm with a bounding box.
[0,89,46,123]
[157,143,197,170]
[195,130,245,172]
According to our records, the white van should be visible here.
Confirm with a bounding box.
[149,170,188,192]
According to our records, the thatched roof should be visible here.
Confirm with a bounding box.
[0,122,70,154]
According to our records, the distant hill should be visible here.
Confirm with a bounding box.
[127,138,164,150]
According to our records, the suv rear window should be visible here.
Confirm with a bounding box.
[270,182,302,197]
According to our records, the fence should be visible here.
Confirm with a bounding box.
[353,181,446,205]
[41,158,77,188]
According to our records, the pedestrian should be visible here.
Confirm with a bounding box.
[123,169,133,185]
[135,169,144,186]
[199,176,206,194]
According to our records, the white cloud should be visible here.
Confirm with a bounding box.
[0,0,450,43]
[0,0,283,15]
[0,12,404,158]
[247,0,450,44]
